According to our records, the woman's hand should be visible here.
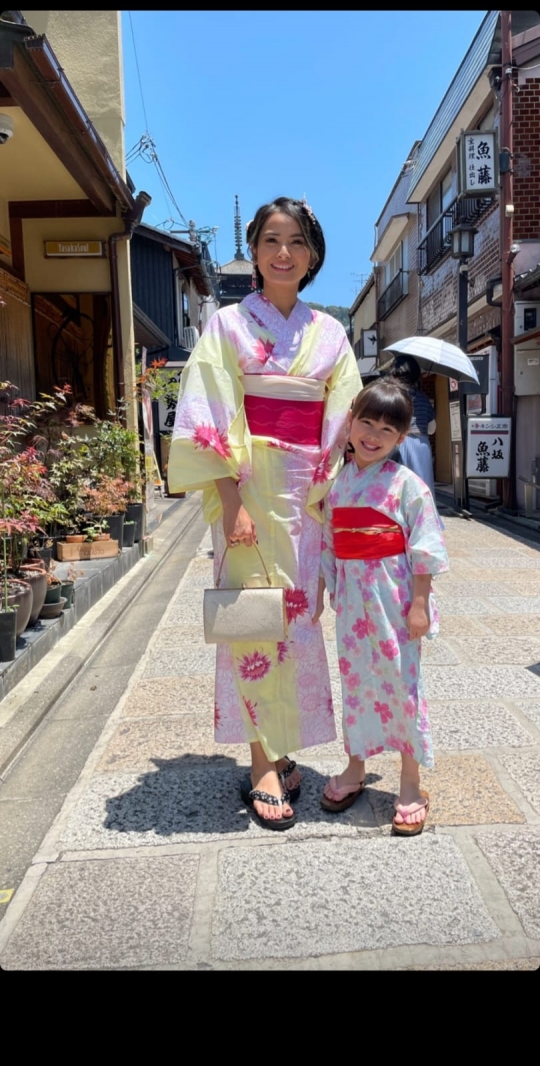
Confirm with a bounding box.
[215,477,257,547]
[223,503,257,547]
[312,577,325,623]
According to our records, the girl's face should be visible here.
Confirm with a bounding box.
[252,212,314,296]
[347,412,406,470]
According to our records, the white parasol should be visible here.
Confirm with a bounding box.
[380,335,480,385]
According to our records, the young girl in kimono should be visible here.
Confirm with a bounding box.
[168,196,361,830]
[317,378,449,835]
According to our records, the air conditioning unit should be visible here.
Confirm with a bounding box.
[514,301,540,337]
[515,344,540,395]
[182,326,200,350]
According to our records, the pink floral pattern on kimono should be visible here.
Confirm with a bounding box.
[320,457,449,768]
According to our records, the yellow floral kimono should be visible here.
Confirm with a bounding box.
[168,292,362,761]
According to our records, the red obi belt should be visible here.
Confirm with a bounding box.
[332,506,406,560]
[244,395,324,447]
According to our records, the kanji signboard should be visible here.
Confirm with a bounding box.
[458,130,499,198]
[466,417,511,479]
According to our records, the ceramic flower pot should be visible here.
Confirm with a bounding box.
[126,502,144,543]
[0,608,17,661]
[6,578,33,635]
[122,521,135,548]
[18,565,48,626]
[60,580,74,609]
[44,580,62,605]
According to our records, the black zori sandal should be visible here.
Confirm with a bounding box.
[278,756,301,802]
[240,777,296,831]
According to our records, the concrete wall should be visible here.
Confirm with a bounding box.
[21,11,126,176]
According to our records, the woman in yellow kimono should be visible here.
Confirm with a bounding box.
[168,196,361,830]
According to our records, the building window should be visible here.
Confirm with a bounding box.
[378,240,408,320]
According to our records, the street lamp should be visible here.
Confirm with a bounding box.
[449,221,477,513]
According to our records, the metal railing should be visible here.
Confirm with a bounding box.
[417,194,494,275]
[377,270,407,320]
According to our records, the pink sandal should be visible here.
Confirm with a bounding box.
[320,775,366,813]
[392,790,430,836]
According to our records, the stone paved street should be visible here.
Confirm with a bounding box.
[0,511,539,970]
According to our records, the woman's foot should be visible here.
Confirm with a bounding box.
[248,767,294,822]
[275,756,301,792]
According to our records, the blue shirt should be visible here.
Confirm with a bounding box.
[409,387,435,436]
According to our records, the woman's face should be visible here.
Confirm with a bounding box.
[252,212,313,295]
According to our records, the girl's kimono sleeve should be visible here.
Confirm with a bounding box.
[167,312,251,525]
[320,491,338,607]
[402,474,449,577]
[306,326,362,522]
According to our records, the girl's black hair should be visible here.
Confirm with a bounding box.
[350,378,413,435]
[246,196,326,292]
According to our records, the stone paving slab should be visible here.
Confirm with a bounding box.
[431,597,501,616]
[142,645,215,679]
[0,854,199,970]
[422,665,540,700]
[120,676,214,718]
[512,701,540,732]
[56,761,380,851]
[428,701,535,750]
[483,597,540,614]
[434,581,520,600]
[466,553,540,570]
[497,751,540,814]
[210,836,500,961]
[156,625,206,648]
[96,715,251,772]
[475,829,540,940]
[420,639,462,665]
[480,615,540,636]
[438,617,494,637]
[451,637,540,666]
[356,753,524,826]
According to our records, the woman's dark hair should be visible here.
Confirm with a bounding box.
[350,378,413,435]
[246,196,326,292]
[385,354,421,387]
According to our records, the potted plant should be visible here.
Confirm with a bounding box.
[81,475,131,546]
[0,517,17,661]
[44,563,63,605]
[122,520,136,548]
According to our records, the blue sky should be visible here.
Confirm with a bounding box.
[121,10,487,308]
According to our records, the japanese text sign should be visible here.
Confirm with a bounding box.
[458,130,499,198]
[466,417,511,479]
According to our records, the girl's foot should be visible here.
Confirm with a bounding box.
[393,777,429,830]
[321,758,366,811]
[275,756,301,792]
[249,768,294,822]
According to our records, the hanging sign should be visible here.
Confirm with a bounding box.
[458,130,499,198]
[466,417,511,479]
[44,240,105,258]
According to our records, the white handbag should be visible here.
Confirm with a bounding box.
[203,543,288,644]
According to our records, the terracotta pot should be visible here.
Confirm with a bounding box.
[17,565,48,626]
[66,534,85,543]
[95,533,111,541]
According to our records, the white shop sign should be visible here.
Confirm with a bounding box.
[466,417,511,479]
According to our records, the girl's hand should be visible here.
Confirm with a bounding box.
[407,573,432,639]
[312,577,325,623]
[406,603,430,640]
[222,503,257,547]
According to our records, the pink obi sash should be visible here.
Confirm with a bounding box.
[242,374,325,447]
[332,506,406,560]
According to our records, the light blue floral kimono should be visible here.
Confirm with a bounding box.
[321,457,449,768]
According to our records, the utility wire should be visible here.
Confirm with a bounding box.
[128,12,150,134]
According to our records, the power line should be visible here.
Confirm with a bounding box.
[128,12,149,135]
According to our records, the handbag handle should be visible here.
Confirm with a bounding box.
[215,542,272,588]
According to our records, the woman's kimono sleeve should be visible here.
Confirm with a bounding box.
[402,474,449,577]
[167,313,251,524]
[306,328,362,522]
[320,493,338,606]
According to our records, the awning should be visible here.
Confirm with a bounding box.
[133,303,171,350]
[371,214,409,263]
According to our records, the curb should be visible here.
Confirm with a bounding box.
[0,494,204,778]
